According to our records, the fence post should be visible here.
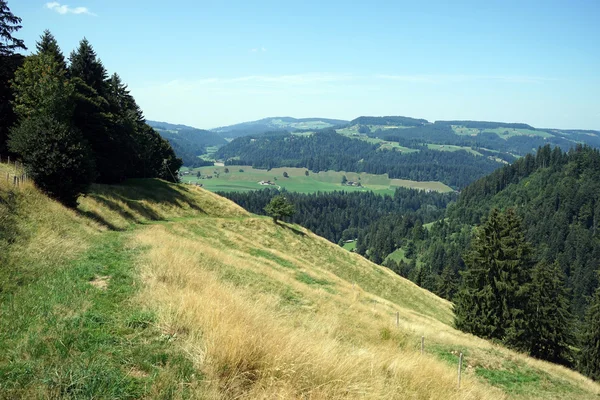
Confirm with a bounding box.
[457,352,463,389]
[421,336,424,355]
[13,176,17,186]
[396,312,399,328]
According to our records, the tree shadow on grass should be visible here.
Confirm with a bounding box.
[77,179,210,230]
[115,179,207,215]
[276,221,306,237]
[75,209,125,232]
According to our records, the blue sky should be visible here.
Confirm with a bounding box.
[10,0,600,130]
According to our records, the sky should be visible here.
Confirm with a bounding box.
[10,0,600,130]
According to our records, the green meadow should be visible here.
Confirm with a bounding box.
[180,166,454,194]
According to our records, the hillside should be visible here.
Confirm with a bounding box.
[147,120,227,167]
[1,161,599,398]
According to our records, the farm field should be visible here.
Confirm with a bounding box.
[426,144,482,156]
[180,166,454,194]
[336,128,419,153]
[450,125,553,139]
[342,240,356,251]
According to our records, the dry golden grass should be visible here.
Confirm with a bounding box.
[134,223,504,399]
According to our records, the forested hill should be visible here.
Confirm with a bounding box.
[369,144,600,319]
[450,145,600,315]
[211,116,348,138]
[215,130,501,188]
[372,144,599,307]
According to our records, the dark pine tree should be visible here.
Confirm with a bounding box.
[0,0,26,153]
[525,260,574,365]
[35,29,67,70]
[0,0,25,56]
[69,38,126,183]
[454,208,534,343]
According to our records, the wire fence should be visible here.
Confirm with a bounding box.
[0,154,30,188]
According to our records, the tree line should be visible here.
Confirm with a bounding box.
[0,1,181,206]
[219,187,456,250]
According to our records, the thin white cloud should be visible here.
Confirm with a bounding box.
[250,47,267,53]
[377,74,556,84]
[161,73,355,88]
[45,2,96,16]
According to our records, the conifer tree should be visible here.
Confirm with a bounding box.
[580,286,600,380]
[525,260,573,364]
[0,0,25,152]
[36,30,67,70]
[454,208,534,342]
[69,38,108,95]
[0,0,26,56]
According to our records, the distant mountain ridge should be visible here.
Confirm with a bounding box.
[210,116,349,138]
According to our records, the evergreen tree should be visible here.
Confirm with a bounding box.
[69,38,108,96]
[524,261,574,364]
[35,29,66,70]
[580,286,600,380]
[454,208,534,342]
[0,0,26,56]
[0,0,25,152]
[69,39,123,182]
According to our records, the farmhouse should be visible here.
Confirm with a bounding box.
[258,180,276,186]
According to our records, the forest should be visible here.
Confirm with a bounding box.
[216,130,502,188]
[0,7,181,206]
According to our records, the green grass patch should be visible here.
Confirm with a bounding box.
[426,144,482,156]
[250,248,298,269]
[296,272,332,286]
[475,364,540,394]
[342,240,356,251]
[0,232,200,398]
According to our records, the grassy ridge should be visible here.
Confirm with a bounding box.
[0,167,599,398]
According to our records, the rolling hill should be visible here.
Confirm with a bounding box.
[210,116,349,138]
[1,159,599,399]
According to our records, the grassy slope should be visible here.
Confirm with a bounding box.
[0,166,598,399]
[182,165,453,194]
